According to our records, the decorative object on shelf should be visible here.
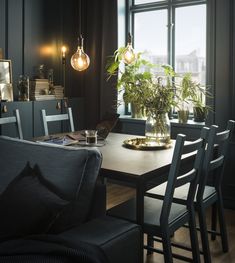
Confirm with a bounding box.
[0,59,13,101]
[47,68,54,95]
[122,33,135,64]
[0,59,12,84]
[0,83,13,101]
[123,137,172,150]
[53,85,64,99]
[33,64,46,79]
[30,79,56,101]
[71,0,90,72]
[17,75,30,101]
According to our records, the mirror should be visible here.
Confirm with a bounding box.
[0,59,12,84]
[0,60,13,101]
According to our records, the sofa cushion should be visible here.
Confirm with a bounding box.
[58,216,142,263]
[0,163,68,241]
[0,136,102,225]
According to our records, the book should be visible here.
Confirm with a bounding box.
[37,136,78,146]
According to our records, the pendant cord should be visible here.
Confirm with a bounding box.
[79,0,82,37]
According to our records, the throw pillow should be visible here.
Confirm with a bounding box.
[48,199,87,234]
[0,163,68,241]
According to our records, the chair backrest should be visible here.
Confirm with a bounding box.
[160,127,208,225]
[197,120,235,202]
[41,107,75,136]
[0,109,23,139]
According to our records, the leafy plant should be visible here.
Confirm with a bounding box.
[106,47,155,109]
[143,65,177,116]
[174,73,197,111]
[175,72,212,113]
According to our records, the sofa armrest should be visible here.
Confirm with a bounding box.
[87,182,106,220]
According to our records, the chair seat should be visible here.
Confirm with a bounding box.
[108,196,188,235]
[147,183,217,204]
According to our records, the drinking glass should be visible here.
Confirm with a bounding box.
[85,130,97,144]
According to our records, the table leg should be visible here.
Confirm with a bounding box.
[136,181,145,263]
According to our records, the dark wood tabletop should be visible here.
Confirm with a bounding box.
[99,132,176,184]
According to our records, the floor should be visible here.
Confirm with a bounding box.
[107,183,235,263]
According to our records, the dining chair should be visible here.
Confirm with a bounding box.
[146,120,235,263]
[0,109,23,139]
[108,129,208,263]
[41,107,75,136]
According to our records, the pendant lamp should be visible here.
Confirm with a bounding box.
[71,0,90,71]
[123,33,135,64]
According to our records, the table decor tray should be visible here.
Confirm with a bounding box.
[123,137,172,150]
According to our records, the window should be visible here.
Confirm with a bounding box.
[123,0,207,115]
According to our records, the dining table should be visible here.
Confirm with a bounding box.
[35,131,183,225]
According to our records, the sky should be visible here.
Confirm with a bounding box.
[134,4,206,57]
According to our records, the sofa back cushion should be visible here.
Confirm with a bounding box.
[0,136,102,224]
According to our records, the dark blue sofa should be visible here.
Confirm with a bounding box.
[0,136,141,263]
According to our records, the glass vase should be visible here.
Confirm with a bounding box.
[17,75,29,101]
[145,112,171,145]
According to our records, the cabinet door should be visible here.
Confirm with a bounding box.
[62,97,85,131]
[0,101,33,139]
[33,100,62,137]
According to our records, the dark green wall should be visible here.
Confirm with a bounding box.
[0,0,82,99]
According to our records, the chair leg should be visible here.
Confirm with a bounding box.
[162,230,173,263]
[146,235,154,255]
[198,206,211,263]
[189,208,201,263]
[211,203,217,240]
[217,194,229,252]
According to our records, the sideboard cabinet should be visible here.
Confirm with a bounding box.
[0,97,84,139]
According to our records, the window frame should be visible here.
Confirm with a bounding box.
[124,0,208,117]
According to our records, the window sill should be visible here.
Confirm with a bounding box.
[119,115,205,129]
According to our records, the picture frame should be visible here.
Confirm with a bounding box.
[0,59,12,84]
[0,59,13,101]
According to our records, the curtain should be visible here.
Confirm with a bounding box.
[82,0,118,129]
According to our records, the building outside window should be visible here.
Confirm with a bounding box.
[118,0,206,115]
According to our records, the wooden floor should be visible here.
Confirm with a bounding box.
[107,183,235,263]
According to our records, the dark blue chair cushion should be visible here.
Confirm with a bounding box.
[0,163,68,241]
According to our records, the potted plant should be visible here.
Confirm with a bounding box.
[175,73,199,123]
[191,83,212,122]
[106,47,155,118]
[143,65,177,144]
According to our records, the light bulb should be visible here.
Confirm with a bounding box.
[123,43,135,64]
[123,33,135,64]
[61,46,67,58]
[71,36,90,71]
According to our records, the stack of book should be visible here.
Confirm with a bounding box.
[30,79,56,101]
[53,85,64,99]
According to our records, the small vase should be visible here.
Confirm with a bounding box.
[131,103,146,119]
[178,110,189,124]
[193,107,206,122]
[145,112,171,145]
